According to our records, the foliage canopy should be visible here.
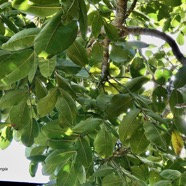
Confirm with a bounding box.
[0,0,186,185]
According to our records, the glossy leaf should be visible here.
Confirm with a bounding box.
[35,11,78,59]
[12,0,61,17]
[143,121,167,150]
[2,28,40,51]
[67,40,89,67]
[37,88,58,117]
[94,125,114,158]
[171,130,184,156]
[125,41,149,49]
[0,49,34,86]
[29,162,38,177]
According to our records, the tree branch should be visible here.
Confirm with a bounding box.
[121,26,186,65]
[124,0,138,19]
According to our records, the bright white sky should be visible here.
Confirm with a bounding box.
[0,34,185,184]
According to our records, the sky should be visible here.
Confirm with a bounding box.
[0,34,185,184]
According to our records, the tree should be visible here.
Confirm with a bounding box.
[0,0,186,185]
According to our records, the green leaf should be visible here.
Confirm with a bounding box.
[94,125,114,158]
[45,150,76,165]
[56,90,77,128]
[73,118,103,133]
[176,32,184,46]
[102,173,123,186]
[143,121,167,150]
[92,13,103,38]
[76,137,92,168]
[0,49,34,86]
[67,40,89,67]
[0,126,13,150]
[79,0,88,39]
[131,165,149,181]
[94,166,114,177]
[38,57,56,78]
[21,120,39,147]
[0,90,28,109]
[164,0,181,7]
[12,0,61,17]
[57,165,78,186]
[91,41,104,63]
[10,98,31,130]
[2,28,40,51]
[154,180,172,186]
[37,88,58,117]
[154,69,172,85]
[130,57,146,78]
[160,169,181,180]
[35,11,78,59]
[119,109,141,143]
[106,94,133,118]
[41,120,65,139]
[169,89,184,116]
[110,44,128,63]
[34,77,47,99]
[122,76,149,93]
[104,23,119,41]
[28,56,38,83]
[173,66,186,88]
[130,129,149,154]
[152,86,168,113]
[125,41,149,49]
[29,162,38,177]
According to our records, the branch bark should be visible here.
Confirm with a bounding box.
[121,26,186,65]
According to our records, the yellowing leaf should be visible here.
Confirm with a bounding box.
[171,130,184,156]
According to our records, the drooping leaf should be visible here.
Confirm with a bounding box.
[91,41,104,63]
[0,126,13,150]
[56,89,77,128]
[67,40,89,67]
[73,118,102,133]
[21,120,39,147]
[37,88,58,117]
[29,162,38,177]
[143,121,167,150]
[35,11,78,59]
[34,77,47,99]
[0,49,34,86]
[92,13,103,38]
[171,130,184,156]
[176,32,184,46]
[12,0,61,17]
[79,0,88,39]
[154,69,172,85]
[2,28,40,51]
[76,137,92,168]
[119,109,141,143]
[94,125,114,158]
